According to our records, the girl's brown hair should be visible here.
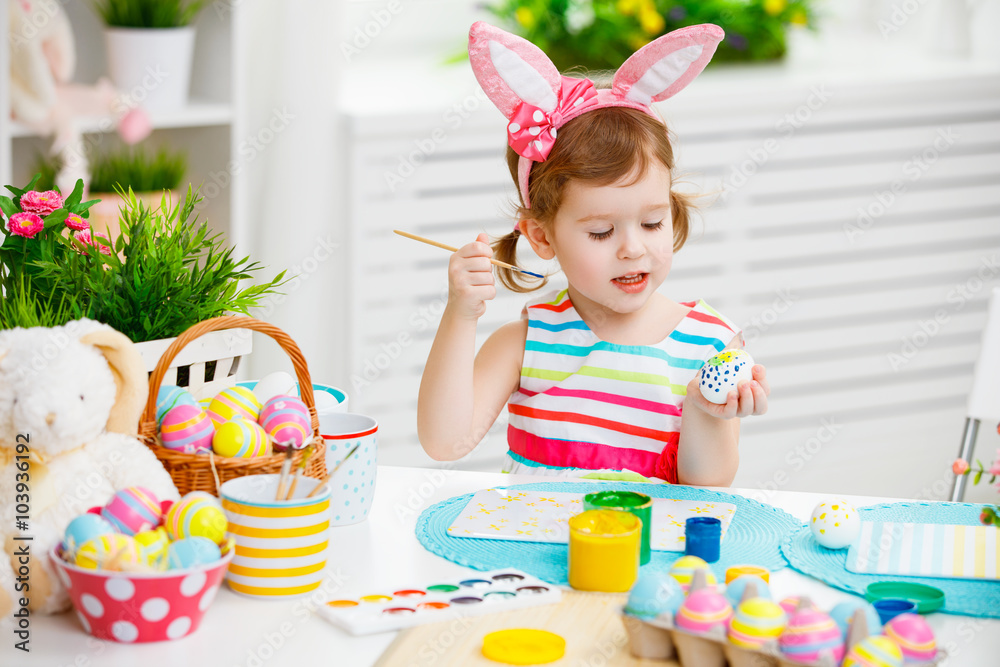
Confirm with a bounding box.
[493,106,694,292]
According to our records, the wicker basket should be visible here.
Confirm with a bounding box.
[138,316,328,496]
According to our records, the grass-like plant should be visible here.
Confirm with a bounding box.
[32,187,286,343]
[94,0,206,28]
[0,275,75,329]
[31,146,187,193]
[90,146,187,193]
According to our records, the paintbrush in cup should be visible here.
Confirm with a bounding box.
[305,443,361,499]
[284,442,315,500]
[393,230,544,279]
[274,445,296,501]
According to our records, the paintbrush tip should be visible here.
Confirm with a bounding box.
[521,269,544,279]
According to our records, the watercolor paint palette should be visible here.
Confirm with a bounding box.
[317,569,562,635]
[448,488,736,551]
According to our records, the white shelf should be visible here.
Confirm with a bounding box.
[8,100,234,138]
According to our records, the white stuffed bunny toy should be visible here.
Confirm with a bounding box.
[0,319,179,616]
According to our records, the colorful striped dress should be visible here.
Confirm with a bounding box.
[504,289,742,483]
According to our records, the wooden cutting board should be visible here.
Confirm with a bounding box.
[373,590,678,666]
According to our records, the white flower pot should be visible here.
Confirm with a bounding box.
[134,328,253,400]
[103,27,196,113]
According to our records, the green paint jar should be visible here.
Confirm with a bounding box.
[583,490,652,565]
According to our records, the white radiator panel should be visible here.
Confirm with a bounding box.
[345,71,1000,499]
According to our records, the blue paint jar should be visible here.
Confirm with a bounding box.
[685,516,722,563]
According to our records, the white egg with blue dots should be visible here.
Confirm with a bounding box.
[327,437,377,526]
[699,349,754,404]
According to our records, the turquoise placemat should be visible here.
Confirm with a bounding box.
[416,482,803,585]
[781,502,1000,619]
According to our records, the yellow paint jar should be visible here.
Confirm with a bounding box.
[567,509,640,592]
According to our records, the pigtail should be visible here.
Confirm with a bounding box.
[492,228,547,293]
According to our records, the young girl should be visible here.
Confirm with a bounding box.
[417,22,769,486]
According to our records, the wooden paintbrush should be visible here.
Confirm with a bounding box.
[393,230,544,279]
[305,443,361,498]
[284,442,315,501]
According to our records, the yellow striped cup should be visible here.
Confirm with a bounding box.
[219,474,331,599]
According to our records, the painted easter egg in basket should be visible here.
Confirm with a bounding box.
[810,499,861,549]
[779,607,845,664]
[100,487,162,535]
[63,514,116,558]
[164,492,227,544]
[155,385,199,424]
[75,534,145,570]
[675,589,732,634]
[159,404,215,454]
[167,537,222,569]
[884,613,936,663]
[259,394,311,450]
[668,555,717,592]
[134,527,171,569]
[209,386,262,424]
[842,635,904,667]
[213,418,270,458]
[699,349,754,404]
[727,597,787,649]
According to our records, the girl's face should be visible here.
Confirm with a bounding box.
[539,160,675,316]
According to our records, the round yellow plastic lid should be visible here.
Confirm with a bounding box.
[482,628,566,665]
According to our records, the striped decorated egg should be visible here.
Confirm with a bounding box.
[842,635,904,667]
[779,596,817,617]
[159,404,215,454]
[134,527,171,569]
[75,534,145,570]
[885,613,936,662]
[155,385,199,424]
[164,492,227,543]
[100,487,162,535]
[668,555,717,591]
[213,418,270,458]
[728,598,787,648]
[209,386,262,423]
[259,394,311,449]
[779,608,844,663]
[675,589,732,634]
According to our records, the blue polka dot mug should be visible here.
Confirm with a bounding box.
[320,413,377,526]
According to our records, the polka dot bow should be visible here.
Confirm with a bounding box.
[507,77,598,162]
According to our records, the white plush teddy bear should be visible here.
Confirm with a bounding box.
[0,319,179,616]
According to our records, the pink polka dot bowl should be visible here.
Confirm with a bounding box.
[50,540,234,643]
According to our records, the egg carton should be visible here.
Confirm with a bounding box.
[621,571,948,667]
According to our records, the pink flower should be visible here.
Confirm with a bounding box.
[94,231,112,256]
[20,190,63,215]
[6,212,44,238]
[74,228,111,255]
[989,449,1000,477]
[952,459,969,475]
[64,213,88,231]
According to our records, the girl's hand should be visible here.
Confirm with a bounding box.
[447,232,496,320]
[686,364,770,420]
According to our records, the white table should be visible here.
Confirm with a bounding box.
[6,466,999,666]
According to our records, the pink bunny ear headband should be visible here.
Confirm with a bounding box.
[468,21,724,213]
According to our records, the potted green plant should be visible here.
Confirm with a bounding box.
[484,0,818,71]
[1,176,286,397]
[95,0,207,111]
